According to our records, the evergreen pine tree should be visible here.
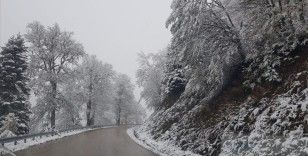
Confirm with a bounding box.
[0,35,30,135]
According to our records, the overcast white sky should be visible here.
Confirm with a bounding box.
[0,0,172,85]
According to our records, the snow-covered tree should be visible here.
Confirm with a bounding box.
[161,0,248,108]
[25,21,85,129]
[0,35,30,135]
[77,55,114,126]
[136,52,166,110]
[162,0,308,106]
[234,0,308,85]
[166,0,245,64]
[54,91,82,129]
[114,74,140,125]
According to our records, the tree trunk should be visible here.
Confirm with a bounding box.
[92,105,96,126]
[86,82,93,126]
[278,0,283,11]
[270,0,275,7]
[116,104,121,126]
[238,44,246,61]
[233,37,246,61]
[224,11,235,28]
[50,81,57,130]
[86,99,92,126]
[125,115,128,125]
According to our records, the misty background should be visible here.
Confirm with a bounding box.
[0,0,172,98]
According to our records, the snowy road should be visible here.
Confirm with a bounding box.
[14,127,157,156]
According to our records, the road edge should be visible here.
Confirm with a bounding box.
[126,127,166,156]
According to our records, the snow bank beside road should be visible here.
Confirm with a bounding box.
[127,126,200,156]
[0,146,16,156]
[2,126,112,153]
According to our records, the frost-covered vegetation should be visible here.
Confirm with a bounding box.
[136,0,308,155]
[0,22,145,136]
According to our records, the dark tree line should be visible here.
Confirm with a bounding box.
[0,35,30,135]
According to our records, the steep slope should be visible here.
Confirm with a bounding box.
[134,0,308,155]
[135,44,307,156]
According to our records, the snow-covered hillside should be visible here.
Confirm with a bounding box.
[134,0,308,155]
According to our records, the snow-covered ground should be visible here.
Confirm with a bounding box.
[1,126,114,155]
[127,126,200,156]
[3,129,90,152]
[0,130,16,139]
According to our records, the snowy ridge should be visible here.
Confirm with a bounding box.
[127,126,200,156]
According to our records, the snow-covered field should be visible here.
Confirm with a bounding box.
[127,126,200,156]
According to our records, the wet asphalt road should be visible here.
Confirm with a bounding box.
[15,127,157,156]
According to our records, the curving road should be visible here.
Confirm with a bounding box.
[14,127,157,156]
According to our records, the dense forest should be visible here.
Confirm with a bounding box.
[135,0,308,155]
[0,22,145,137]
